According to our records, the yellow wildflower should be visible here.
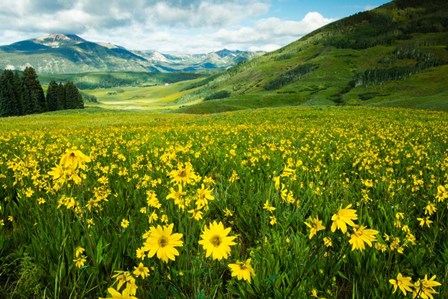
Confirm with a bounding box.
[304,216,325,239]
[199,221,236,261]
[349,226,378,251]
[143,223,183,263]
[75,246,85,257]
[73,255,87,268]
[60,147,91,170]
[229,170,239,183]
[413,275,442,299]
[133,262,150,279]
[195,184,214,207]
[331,204,357,233]
[389,273,413,296]
[224,208,233,217]
[136,247,146,260]
[188,208,203,221]
[323,237,333,247]
[435,185,447,202]
[148,211,158,223]
[263,200,276,212]
[395,212,405,220]
[168,162,200,186]
[417,217,433,228]
[121,219,130,229]
[101,287,137,299]
[424,203,436,216]
[228,258,255,283]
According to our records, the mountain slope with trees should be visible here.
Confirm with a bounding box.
[178,0,448,112]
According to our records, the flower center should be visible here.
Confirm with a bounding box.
[210,235,222,247]
[178,170,187,177]
[159,236,168,247]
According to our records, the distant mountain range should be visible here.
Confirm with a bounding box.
[0,34,264,74]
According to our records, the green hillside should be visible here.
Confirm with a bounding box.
[177,0,448,113]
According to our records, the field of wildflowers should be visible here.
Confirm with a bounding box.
[0,107,447,298]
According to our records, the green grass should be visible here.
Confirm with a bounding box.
[0,106,447,298]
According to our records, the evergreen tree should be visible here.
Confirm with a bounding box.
[46,80,59,111]
[13,71,24,115]
[64,81,84,109]
[0,73,4,116]
[57,82,66,110]
[1,68,84,117]
[22,67,47,114]
[395,0,446,8]
[0,70,21,116]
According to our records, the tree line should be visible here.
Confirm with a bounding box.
[0,67,83,117]
[264,63,318,91]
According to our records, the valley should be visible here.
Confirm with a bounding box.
[20,0,446,113]
[82,78,204,111]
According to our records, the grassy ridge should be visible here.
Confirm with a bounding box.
[0,107,447,298]
[177,0,448,112]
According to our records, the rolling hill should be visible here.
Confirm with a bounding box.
[0,34,263,74]
[177,0,448,112]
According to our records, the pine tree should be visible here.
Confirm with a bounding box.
[13,71,24,115]
[0,70,21,116]
[0,72,4,116]
[64,81,84,109]
[22,67,47,114]
[46,81,59,111]
[57,82,66,110]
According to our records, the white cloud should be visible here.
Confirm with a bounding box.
[143,1,269,28]
[37,9,92,32]
[85,10,334,53]
[204,12,334,53]
[364,5,376,11]
[0,0,334,53]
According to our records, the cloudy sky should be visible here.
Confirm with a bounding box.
[0,0,390,53]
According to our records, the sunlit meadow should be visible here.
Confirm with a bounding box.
[0,107,447,298]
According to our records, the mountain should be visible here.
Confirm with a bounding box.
[178,0,448,112]
[132,49,263,72]
[0,34,151,73]
[0,34,263,74]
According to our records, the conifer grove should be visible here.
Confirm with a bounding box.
[0,67,83,117]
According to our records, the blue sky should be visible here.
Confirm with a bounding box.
[0,0,391,53]
[270,0,389,19]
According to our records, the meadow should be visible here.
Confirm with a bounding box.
[0,106,447,298]
[80,78,204,112]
